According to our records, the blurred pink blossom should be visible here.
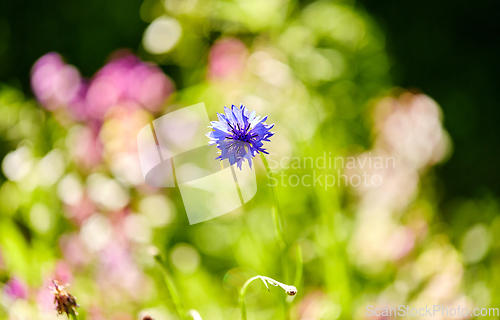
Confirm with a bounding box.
[296,290,338,319]
[348,92,450,268]
[37,284,56,312]
[60,233,92,268]
[70,125,104,170]
[208,38,248,80]
[388,227,415,260]
[87,306,106,320]
[31,52,82,111]
[69,80,91,121]
[3,277,28,300]
[100,104,152,159]
[87,52,174,118]
[53,261,74,284]
[128,61,174,112]
[31,51,174,120]
[350,92,450,212]
[347,151,419,214]
[65,194,96,225]
[97,240,146,300]
[374,92,449,170]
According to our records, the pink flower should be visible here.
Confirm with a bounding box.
[374,92,449,170]
[65,194,96,225]
[87,306,106,320]
[31,50,175,121]
[128,62,174,112]
[54,261,74,284]
[86,52,174,118]
[31,53,82,110]
[3,277,28,300]
[95,239,146,300]
[70,125,104,170]
[296,290,334,319]
[60,233,92,268]
[99,104,152,158]
[37,285,56,312]
[69,80,91,121]
[208,38,248,80]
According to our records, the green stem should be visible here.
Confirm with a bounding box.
[259,153,289,281]
[154,254,187,320]
[260,153,291,320]
[239,277,258,320]
[293,243,303,289]
[70,314,78,320]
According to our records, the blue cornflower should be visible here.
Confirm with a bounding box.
[206,104,274,169]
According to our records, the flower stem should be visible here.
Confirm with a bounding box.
[293,243,303,289]
[70,314,78,320]
[259,153,289,282]
[154,252,187,320]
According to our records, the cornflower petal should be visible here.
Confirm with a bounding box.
[207,104,274,169]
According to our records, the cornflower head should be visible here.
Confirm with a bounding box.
[48,280,79,318]
[206,104,274,169]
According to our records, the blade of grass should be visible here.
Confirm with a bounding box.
[153,251,187,320]
[259,153,289,283]
[293,243,303,289]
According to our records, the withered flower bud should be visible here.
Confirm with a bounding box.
[49,280,79,317]
[286,286,298,296]
[143,317,154,320]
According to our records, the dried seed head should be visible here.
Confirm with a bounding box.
[143,316,154,320]
[48,280,79,317]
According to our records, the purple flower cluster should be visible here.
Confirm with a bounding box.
[207,104,274,169]
[31,51,174,121]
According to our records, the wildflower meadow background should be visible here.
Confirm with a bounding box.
[0,0,499,319]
